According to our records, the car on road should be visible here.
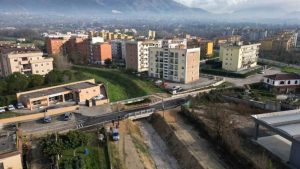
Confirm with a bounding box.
[64,113,72,121]
[112,128,120,141]
[170,86,183,94]
[16,103,24,109]
[43,116,52,123]
[7,105,15,111]
[0,107,5,113]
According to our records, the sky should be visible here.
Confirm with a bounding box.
[174,0,300,13]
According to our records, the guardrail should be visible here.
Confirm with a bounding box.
[78,108,156,130]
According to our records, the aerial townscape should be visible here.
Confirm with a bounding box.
[0,0,300,169]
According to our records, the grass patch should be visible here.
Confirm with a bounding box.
[73,66,165,102]
[281,66,300,74]
[0,111,19,119]
[60,133,109,169]
[108,142,125,169]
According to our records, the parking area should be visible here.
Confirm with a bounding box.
[19,113,78,135]
[224,67,282,87]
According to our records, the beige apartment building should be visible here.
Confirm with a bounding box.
[149,41,200,84]
[0,48,53,77]
[261,31,298,51]
[220,42,260,72]
[125,40,162,72]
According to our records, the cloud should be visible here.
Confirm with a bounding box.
[173,0,300,13]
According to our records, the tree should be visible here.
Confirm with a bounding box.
[53,54,71,70]
[74,71,85,81]
[5,72,29,93]
[64,131,88,156]
[40,134,64,157]
[45,70,63,84]
[104,58,112,65]
[29,74,45,87]
[0,80,7,95]
[63,70,74,82]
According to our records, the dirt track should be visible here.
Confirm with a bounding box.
[137,121,180,169]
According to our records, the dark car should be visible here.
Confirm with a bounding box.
[43,116,52,123]
[64,113,72,121]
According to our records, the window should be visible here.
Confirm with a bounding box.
[280,81,285,85]
[14,59,18,62]
[288,81,291,85]
[295,81,298,84]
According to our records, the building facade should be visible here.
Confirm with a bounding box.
[220,43,260,72]
[92,43,112,65]
[125,40,162,72]
[199,41,213,57]
[16,79,108,110]
[148,41,200,84]
[263,73,300,94]
[0,49,53,77]
[261,31,298,51]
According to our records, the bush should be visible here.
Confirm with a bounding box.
[6,72,29,94]
[29,74,45,87]
[45,70,64,84]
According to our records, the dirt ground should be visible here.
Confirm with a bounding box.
[157,108,229,169]
[109,120,155,169]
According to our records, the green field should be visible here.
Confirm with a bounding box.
[281,66,300,74]
[73,66,165,102]
[60,133,109,169]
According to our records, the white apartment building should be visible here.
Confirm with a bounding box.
[263,73,300,93]
[125,40,162,72]
[220,42,260,72]
[148,41,200,84]
[0,49,53,77]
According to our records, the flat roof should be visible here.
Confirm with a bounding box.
[252,109,300,142]
[20,82,98,100]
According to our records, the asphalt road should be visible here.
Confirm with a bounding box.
[81,97,186,128]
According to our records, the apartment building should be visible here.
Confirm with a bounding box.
[220,42,260,72]
[214,35,241,48]
[0,47,53,77]
[125,40,162,72]
[199,41,213,57]
[148,30,156,40]
[98,30,133,41]
[45,37,68,55]
[91,42,112,65]
[261,31,298,51]
[149,41,200,84]
[111,40,126,66]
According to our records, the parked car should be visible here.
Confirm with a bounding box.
[64,113,72,121]
[16,103,24,109]
[93,94,105,100]
[7,105,15,111]
[43,116,52,123]
[0,107,5,113]
[112,128,120,141]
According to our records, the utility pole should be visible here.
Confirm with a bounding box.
[161,96,165,119]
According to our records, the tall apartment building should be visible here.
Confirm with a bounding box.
[214,35,241,48]
[199,41,213,57]
[45,37,68,55]
[0,47,53,77]
[111,40,126,66]
[220,42,260,72]
[125,40,162,72]
[148,30,156,40]
[261,31,298,51]
[148,41,200,84]
[91,43,112,64]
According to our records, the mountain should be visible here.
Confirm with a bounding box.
[0,0,208,17]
